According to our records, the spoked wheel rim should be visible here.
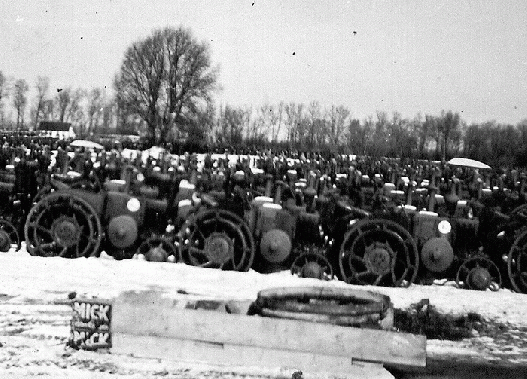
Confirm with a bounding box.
[291,252,333,280]
[178,209,254,271]
[33,185,54,204]
[137,236,177,262]
[508,230,527,293]
[510,204,527,221]
[339,219,419,287]
[217,210,255,271]
[0,219,20,252]
[456,256,502,291]
[24,193,102,258]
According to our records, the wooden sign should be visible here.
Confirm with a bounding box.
[69,298,112,350]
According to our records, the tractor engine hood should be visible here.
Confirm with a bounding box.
[105,192,145,221]
[104,192,146,250]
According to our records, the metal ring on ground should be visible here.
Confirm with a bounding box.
[259,308,382,326]
[256,286,391,324]
[257,286,390,304]
[260,298,385,316]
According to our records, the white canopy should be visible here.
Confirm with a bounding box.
[70,139,104,150]
[447,157,491,170]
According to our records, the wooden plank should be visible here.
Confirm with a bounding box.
[112,292,426,368]
[113,333,395,379]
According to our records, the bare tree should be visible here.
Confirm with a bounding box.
[370,111,389,157]
[114,73,136,134]
[387,111,403,157]
[217,105,245,145]
[307,101,322,149]
[162,27,218,141]
[42,99,54,122]
[190,100,216,145]
[13,79,29,129]
[327,105,350,148]
[346,118,365,154]
[256,102,273,141]
[437,110,461,160]
[55,87,72,122]
[270,101,284,142]
[33,76,50,129]
[102,100,116,132]
[0,71,9,126]
[239,106,252,141]
[115,26,217,143]
[87,88,104,134]
[363,115,374,155]
[0,71,7,103]
[284,102,304,146]
[115,29,166,141]
[419,115,436,157]
[68,88,88,135]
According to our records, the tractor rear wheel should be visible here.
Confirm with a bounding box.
[24,192,102,258]
[0,219,20,252]
[508,230,527,293]
[178,209,254,271]
[339,219,419,287]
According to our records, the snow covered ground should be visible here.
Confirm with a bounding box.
[1,244,527,378]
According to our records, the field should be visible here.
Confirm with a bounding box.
[1,245,527,378]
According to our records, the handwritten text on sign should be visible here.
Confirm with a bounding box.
[70,299,112,350]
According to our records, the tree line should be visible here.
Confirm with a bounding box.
[212,103,527,168]
[1,26,526,168]
[0,71,117,138]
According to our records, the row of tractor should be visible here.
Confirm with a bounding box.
[0,140,526,295]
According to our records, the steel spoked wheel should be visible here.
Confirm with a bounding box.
[508,230,527,293]
[254,286,392,327]
[216,209,255,271]
[178,209,255,271]
[0,219,20,252]
[24,193,102,258]
[456,255,502,291]
[137,236,177,262]
[339,219,419,287]
[291,252,333,280]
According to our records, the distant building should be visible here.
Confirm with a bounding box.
[38,121,76,140]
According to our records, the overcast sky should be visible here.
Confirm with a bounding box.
[1,0,526,124]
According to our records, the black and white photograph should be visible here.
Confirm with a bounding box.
[0,1,527,378]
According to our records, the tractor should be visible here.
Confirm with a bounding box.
[24,157,178,261]
[334,168,501,291]
[175,163,336,279]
